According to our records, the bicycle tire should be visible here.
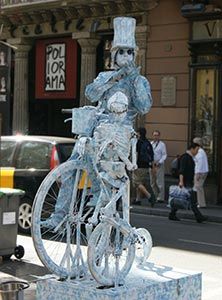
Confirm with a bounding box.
[32,160,92,278]
[87,221,135,286]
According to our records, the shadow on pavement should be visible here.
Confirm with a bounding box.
[0,258,49,282]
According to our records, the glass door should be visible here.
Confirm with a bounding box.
[192,67,219,175]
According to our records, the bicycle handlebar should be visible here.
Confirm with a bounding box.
[61,109,72,114]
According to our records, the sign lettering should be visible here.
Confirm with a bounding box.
[193,20,222,40]
[204,21,216,37]
[45,43,66,91]
[35,38,77,99]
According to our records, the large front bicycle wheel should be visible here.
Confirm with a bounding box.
[87,222,135,286]
[32,160,93,279]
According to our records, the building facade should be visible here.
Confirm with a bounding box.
[0,0,156,137]
[145,0,222,203]
[0,0,222,203]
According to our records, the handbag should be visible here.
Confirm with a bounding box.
[168,185,191,210]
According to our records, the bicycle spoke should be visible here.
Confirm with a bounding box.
[32,161,91,279]
[88,222,135,286]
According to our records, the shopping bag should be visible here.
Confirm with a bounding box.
[168,185,191,210]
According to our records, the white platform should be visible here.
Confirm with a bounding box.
[36,262,201,300]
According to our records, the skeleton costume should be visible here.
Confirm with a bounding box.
[87,92,137,225]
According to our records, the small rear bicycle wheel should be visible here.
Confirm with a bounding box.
[32,160,92,279]
[87,222,135,286]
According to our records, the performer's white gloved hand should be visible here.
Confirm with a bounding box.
[126,162,137,171]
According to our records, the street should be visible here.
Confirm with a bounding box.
[131,212,222,300]
[0,213,221,300]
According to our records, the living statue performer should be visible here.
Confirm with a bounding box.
[85,17,152,124]
[33,17,153,287]
[41,16,152,229]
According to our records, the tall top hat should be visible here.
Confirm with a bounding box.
[111,17,138,51]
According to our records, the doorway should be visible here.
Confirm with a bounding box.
[191,62,222,203]
[29,100,74,137]
[28,40,81,137]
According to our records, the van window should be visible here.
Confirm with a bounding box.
[0,141,16,167]
[16,141,51,169]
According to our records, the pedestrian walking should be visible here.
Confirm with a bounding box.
[193,137,209,208]
[168,143,208,223]
[132,127,154,206]
[150,130,167,202]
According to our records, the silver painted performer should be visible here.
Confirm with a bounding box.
[40,17,153,228]
[86,17,152,124]
[32,18,153,285]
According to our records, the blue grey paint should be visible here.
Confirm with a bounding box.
[32,16,201,295]
[36,263,202,300]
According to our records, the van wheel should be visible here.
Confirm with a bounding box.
[18,198,32,234]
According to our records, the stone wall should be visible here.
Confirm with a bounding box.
[146,0,190,174]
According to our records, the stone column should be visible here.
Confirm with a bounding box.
[7,39,31,134]
[73,33,100,106]
[136,26,148,76]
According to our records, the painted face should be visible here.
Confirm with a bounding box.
[115,48,134,67]
[109,102,127,114]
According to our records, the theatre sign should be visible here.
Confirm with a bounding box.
[192,20,222,40]
[35,37,77,99]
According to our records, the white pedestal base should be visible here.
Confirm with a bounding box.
[36,262,201,300]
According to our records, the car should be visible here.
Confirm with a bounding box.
[0,135,75,234]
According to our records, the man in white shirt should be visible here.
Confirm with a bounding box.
[150,130,167,202]
[193,137,209,208]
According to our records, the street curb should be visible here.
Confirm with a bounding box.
[131,206,222,223]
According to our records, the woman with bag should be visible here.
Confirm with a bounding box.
[168,143,208,223]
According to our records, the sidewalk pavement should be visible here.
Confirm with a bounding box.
[131,200,222,223]
[0,234,49,300]
[0,201,221,300]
